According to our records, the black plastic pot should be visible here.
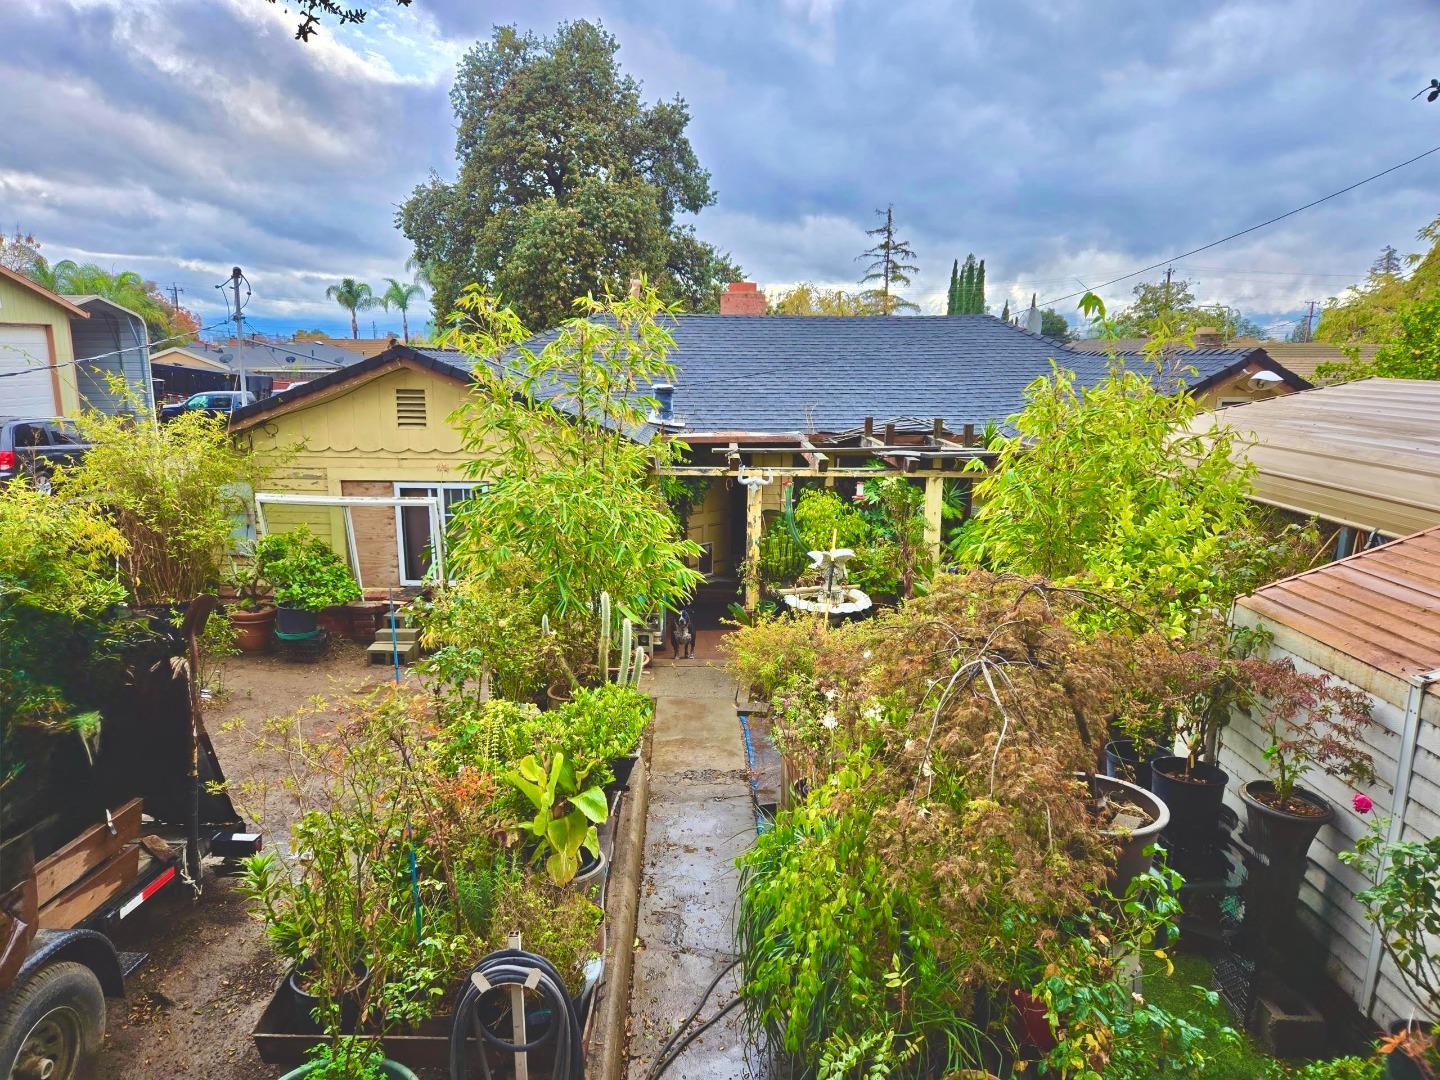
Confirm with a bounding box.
[1103,739,1162,791]
[275,605,320,636]
[1239,780,1334,940]
[605,754,639,793]
[1149,756,1229,841]
[1385,1021,1435,1080]
[286,960,370,1034]
[1082,772,1170,896]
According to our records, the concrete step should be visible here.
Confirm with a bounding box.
[368,638,420,665]
[372,626,420,645]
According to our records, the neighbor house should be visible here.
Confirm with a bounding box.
[0,265,155,416]
[231,296,1309,593]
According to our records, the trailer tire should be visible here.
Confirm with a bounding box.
[0,961,105,1080]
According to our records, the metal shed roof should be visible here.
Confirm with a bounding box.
[1191,377,1440,538]
[1236,525,1440,683]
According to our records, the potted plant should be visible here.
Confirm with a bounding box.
[226,543,276,652]
[278,1037,419,1080]
[256,528,362,637]
[1237,661,1373,940]
[504,752,609,888]
[545,684,653,793]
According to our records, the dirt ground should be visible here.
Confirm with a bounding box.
[95,640,403,1080]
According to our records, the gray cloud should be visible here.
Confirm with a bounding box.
[2,0,1437,337]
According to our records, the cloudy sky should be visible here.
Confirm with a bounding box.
[3,0,1438,340]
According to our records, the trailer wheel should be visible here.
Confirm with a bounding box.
[0,962,105,1080]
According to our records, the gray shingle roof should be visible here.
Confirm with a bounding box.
[233,314,1303,439]
[502,313,1291,437]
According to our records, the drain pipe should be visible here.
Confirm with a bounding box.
[1359,666,1440,1017]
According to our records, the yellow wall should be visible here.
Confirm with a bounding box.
[0,275,80,415]
[241,365,481,584]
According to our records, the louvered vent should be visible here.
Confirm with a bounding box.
[395,388,427,427]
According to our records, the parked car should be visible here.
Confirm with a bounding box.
[159,390,256,423]
[0,417,91,491]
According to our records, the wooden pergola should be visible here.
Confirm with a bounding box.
[656,417,998,607]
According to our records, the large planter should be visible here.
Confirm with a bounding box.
[605,753,639,794]
[1103,738,1162,791]
[228,605,276,653]
[1085,772,1170,896]
[275,605,320,637]
[1239,780,1334,941]
[279,1060,419,1080]
[286,961,370,1035]
[1149,756,1228,843]
[571,846,609,900]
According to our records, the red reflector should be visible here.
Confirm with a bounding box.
[0,451,14,471]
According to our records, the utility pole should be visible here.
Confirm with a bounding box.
[1163,267,1173,309]
[1302,299,1318,342]
[229,267,246,394]
[166,283,184,310]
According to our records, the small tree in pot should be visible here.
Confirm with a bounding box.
[256,528,362,636]
[1237,660,1373,945]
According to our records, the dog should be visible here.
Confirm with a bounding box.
[670,607,696,660]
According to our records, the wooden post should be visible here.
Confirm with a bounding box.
[745,479,763,610]
[923,476,944,566]
[508,931,530,1080]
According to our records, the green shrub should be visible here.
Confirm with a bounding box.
[256,527,361,611]
[486,871,603,996]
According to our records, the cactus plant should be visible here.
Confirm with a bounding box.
[598,592,612,682]
[617,618,634,685]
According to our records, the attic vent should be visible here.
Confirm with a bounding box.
[395,388,427,427]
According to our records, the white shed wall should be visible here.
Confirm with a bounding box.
[1219,610,1440,1027]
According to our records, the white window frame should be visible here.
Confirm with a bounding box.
[254,492,445,592]
[392,482,482,586]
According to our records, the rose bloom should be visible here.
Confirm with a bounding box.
[1352,793,1374,815]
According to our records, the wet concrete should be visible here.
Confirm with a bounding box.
[626,661,756,1079]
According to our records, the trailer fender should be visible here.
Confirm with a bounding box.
[19,930,124,998]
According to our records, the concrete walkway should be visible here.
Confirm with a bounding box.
[625,661,755,1079]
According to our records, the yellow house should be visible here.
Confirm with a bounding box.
[0,265,86,416]
[230,348,487,589]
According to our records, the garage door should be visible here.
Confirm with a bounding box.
[0,326,58,416]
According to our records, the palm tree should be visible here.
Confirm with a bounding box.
[31,260,172,339]
[376,278,426,343]
[325,278,376,339]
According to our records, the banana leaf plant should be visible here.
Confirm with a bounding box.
[504,752,609,885]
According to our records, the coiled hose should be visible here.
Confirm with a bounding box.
[449,947,584,1080]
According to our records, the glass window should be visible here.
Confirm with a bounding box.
[46,421,81,445]
[395,484,481,584]
[12,424,48,448]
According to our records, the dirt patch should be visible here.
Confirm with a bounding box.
[95,642,406,1080]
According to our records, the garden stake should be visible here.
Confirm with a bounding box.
[408,841,422,940]
[388,587,401,685]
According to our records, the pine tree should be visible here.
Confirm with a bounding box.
[974,259,986,314]
[858,205,920,315]
[1371,245,1403,277]
[957,255,975,314]
[946,259,960,316]
[1001,299,1010,321]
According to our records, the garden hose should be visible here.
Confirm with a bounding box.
[448,947,583,1080]
[641,956,741,1080]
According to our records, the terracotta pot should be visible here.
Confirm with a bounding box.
[228,605,276,653]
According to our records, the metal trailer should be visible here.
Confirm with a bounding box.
[0,597,261,1080]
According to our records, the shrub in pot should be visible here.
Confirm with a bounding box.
[1234,660,1373,943]
[543,684,653,791]
[503,752,609,886]
[256,527,361,636]
[226,542,276,652]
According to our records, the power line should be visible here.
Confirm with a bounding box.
[0,318,235,379]
[1036,142,1440,309]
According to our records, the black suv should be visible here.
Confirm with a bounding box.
[0,417,91,490]
[159,390,257,423]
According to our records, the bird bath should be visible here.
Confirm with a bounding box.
[778,548,872,616]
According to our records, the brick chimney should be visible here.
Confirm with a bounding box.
[720,281,766,316]
[1194,326,1223,347]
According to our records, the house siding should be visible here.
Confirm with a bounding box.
[243,365,484,589]
[0,275,80,416]
[1219,607,1440,1027]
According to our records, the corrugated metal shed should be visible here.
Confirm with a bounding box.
[1192,377,1440,537]
[1236,525,1440,683]
[64,295,154,415]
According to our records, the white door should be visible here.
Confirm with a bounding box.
[0,327,58,415]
